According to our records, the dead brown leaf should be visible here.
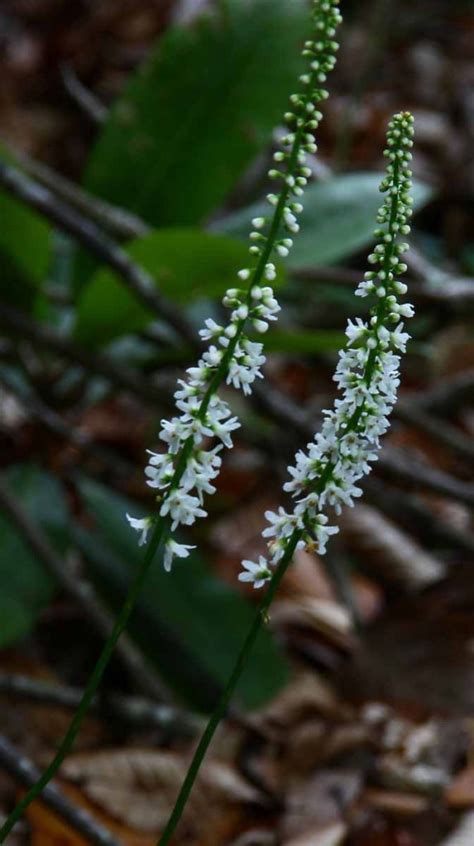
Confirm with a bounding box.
[60,748,261,839]
[283,821,347,846]
[363,788,429,817]
[445,765,474,808]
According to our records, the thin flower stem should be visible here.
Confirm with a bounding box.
[0,3,342,835]
[157,527,303,846]
[158,389,368,844]
[0,56,321,846]
[0,518,166,844]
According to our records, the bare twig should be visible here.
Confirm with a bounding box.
[394,398,474,463]
[364,477,474,555]
[293,262,474,306]
[0,674,201,736]
[0,304,163,406]
[61,64,108,125]
[0,475,169,701]
[407,246,474,308]
[15,149,148,240]
[0,160,195,345]
[0,371,133,476]
[0,735,120,846]
[417,370,474,416]
[379,446,474,508]
[252,381,474,506]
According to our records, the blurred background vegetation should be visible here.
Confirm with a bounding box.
[0,1,472,843]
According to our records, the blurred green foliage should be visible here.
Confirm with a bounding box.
[0,466,68,648]
[76,478,289,711]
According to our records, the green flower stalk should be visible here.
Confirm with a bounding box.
[157,111,415,845]
[240,111,415,587]
[0,2,342,841]
[126,0,343,570]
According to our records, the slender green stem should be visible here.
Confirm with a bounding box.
[156,131,408,846]
[157,528,303,846]
[0,518,166,843]
[0,65,318,844]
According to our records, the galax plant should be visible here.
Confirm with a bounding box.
[0,1,418,844]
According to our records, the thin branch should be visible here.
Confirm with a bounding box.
[293,263,474,306]
[0,371,134,476]
[364,477,474,555]
[0,474,169,702]
[417,370,474,416]
[0,735,120,846]
[407,245,474,307]
[0,303,163,406]
[0,160,195,345]
[379,446,474,508]
[0,673,201,736]
[394,398,474,463]
[15,149,149,240]
[252,381,474,506]
[61,64,108,125]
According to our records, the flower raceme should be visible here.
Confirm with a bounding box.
[239,112,416,588]
[127,0,343,570]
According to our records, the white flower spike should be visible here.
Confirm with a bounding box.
[242,112,416,587]
[127,0,343,573]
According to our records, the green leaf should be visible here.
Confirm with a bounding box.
[0,191,51,286]
[76,477,289,712]
[264,329,346,355]
[0,149,52,305]
[83,0,307,227]
[0,465,68,648]
[74,228,284,347]
[212,173,433,268]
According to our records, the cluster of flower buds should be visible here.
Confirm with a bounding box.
[240,112,416,588]
[127,0,343,572]
[255,0,342,269]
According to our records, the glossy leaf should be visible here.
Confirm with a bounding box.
[83,0,307,226]
[0,465,68,648]
[76,477,289,711]
[74,228,284,347]
[264,329,346,355]
[0,150,52,305]
[212,173,433,268]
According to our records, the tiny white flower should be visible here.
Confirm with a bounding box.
[126,514,153,546]
[238,556,272,589]
[163,539,195,573]
[199,318,223,341]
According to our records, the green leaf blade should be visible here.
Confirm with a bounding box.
[74,228,284,347]
[83,0,308,227]
[77,477,289,712]
[0,465,68,649]
[213,173,433,268]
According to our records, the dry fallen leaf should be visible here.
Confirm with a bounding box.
[271,597,353,651]
[283,821,347,846]
[363,788,429,817]
[256,671,351,730]
[445,765,474,808]
[26,783,155,846]
[60,748,261,839]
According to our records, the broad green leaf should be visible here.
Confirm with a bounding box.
[212,173,433,268]
[0,149,52,304]
[74,228,284,347]
[83,0,307,227]
[0,465,68,648]
[264,329,346,355]
[76,478,289,711]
